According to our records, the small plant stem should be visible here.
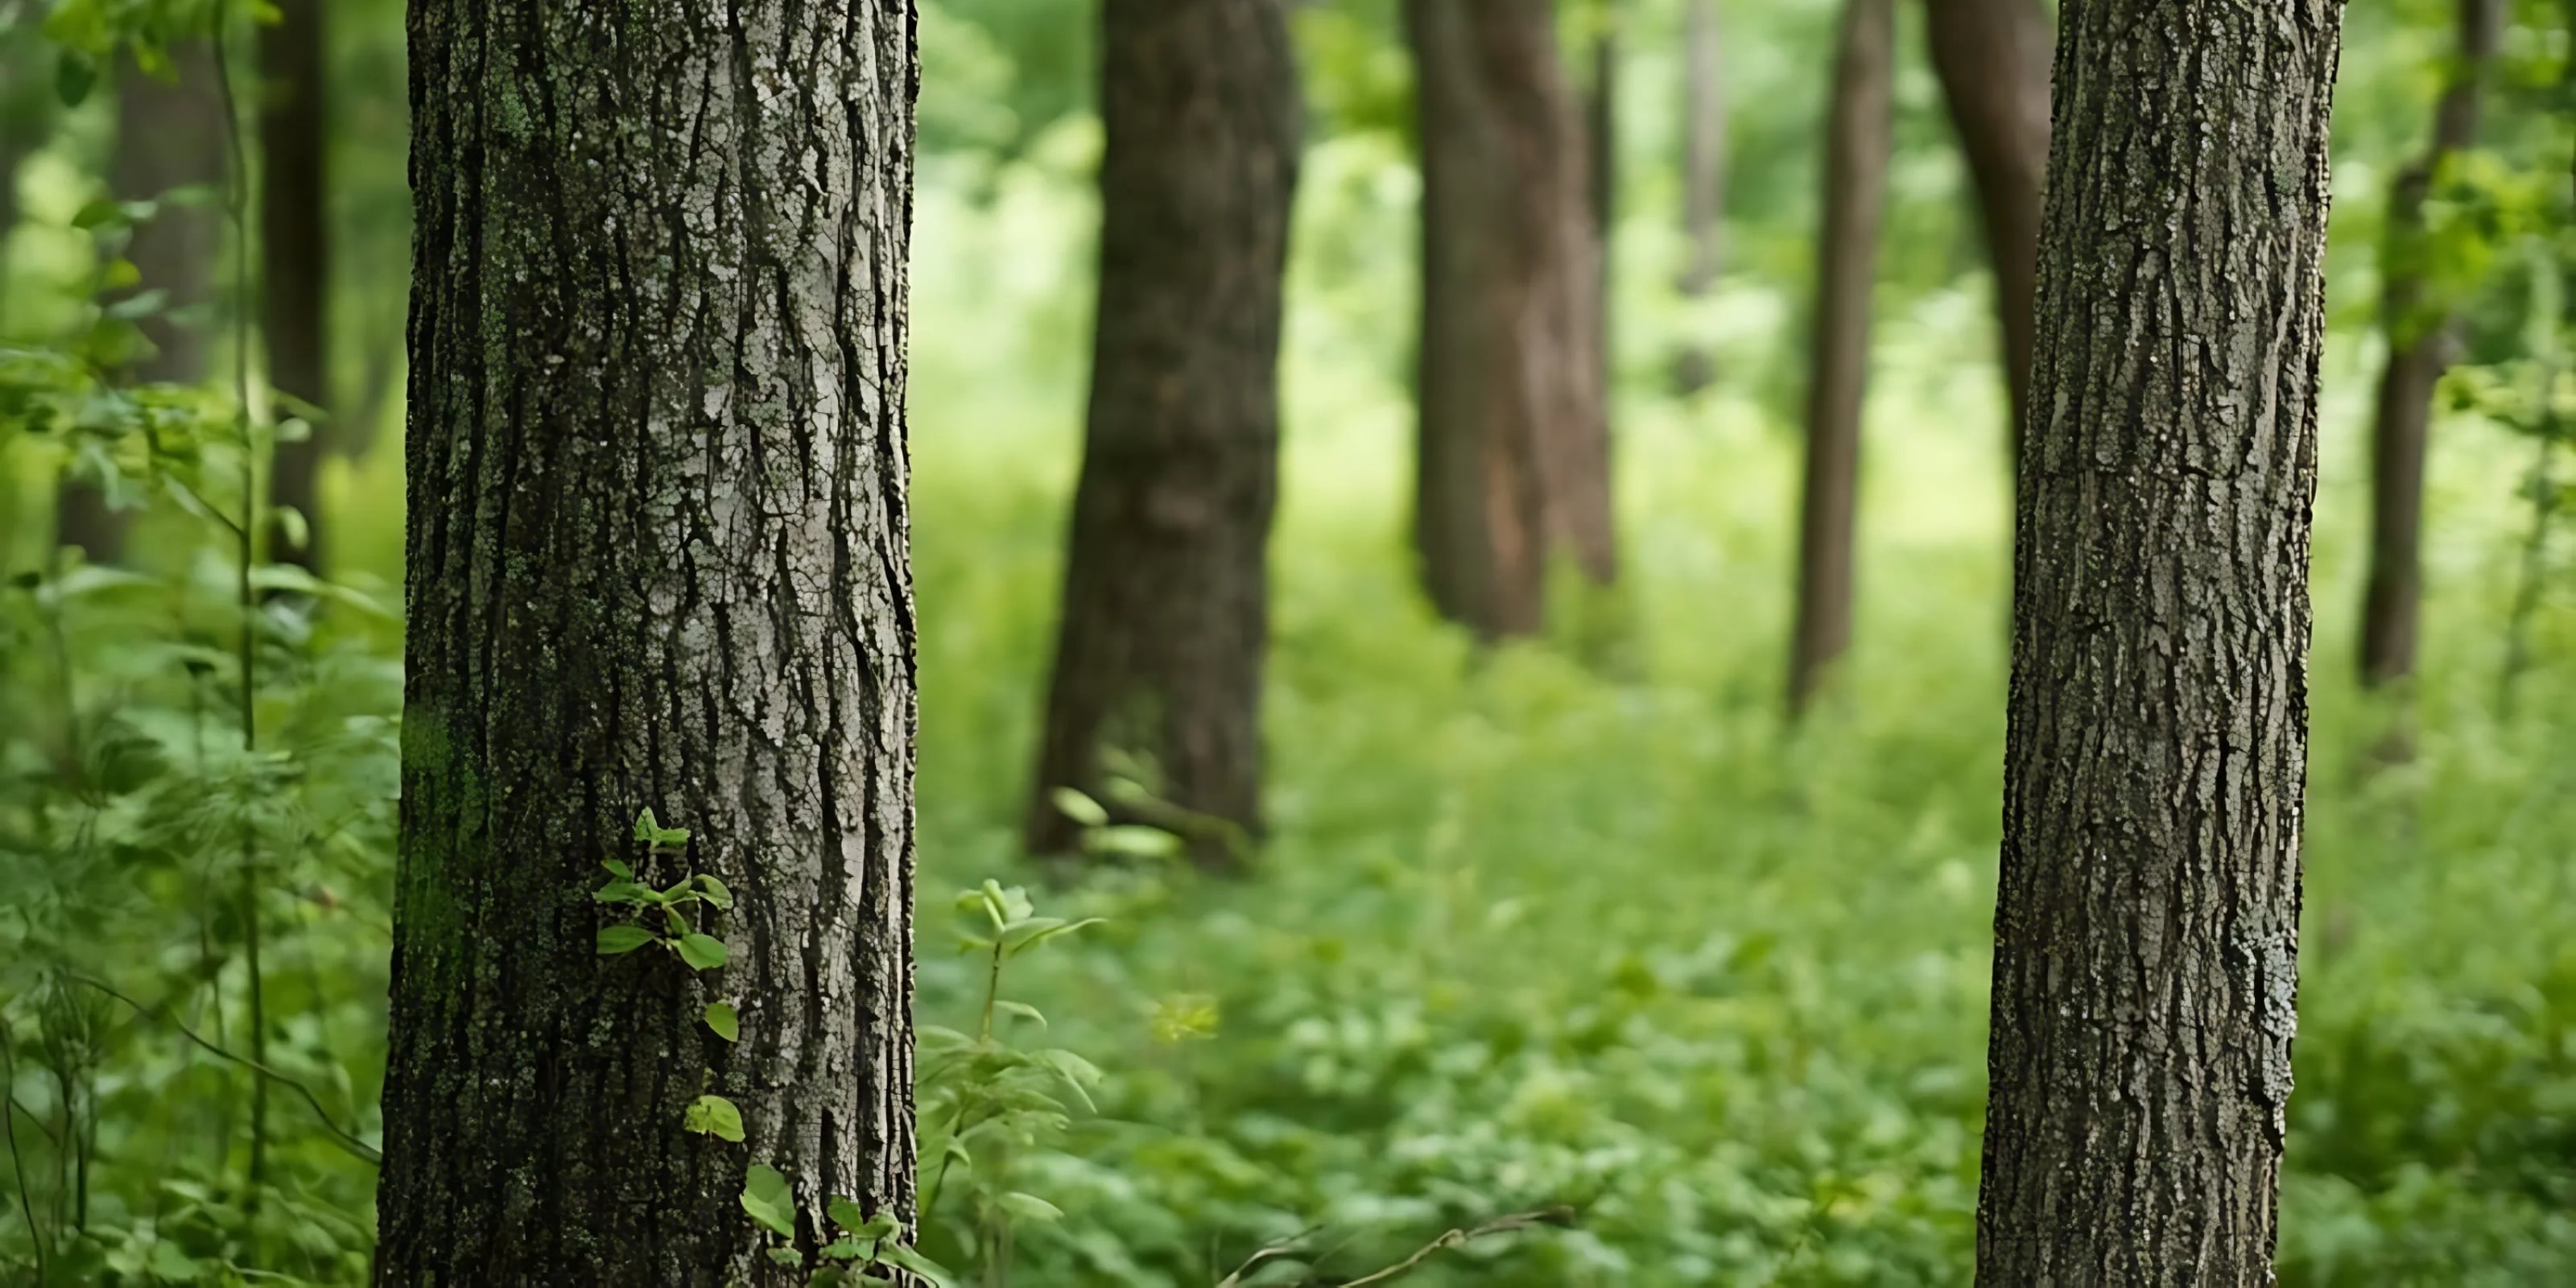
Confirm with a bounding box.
[212,0,271,1216]
[980,943,1003,1043]
[0,1039,46,1279]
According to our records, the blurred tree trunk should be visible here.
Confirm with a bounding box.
[2359,0,2504,689]
[1674,0,1725,394]
[1404,0,1612,638]
[1587,0,1616,425]
[1977,1,2343,1282]
[58,46,225,563]
[1785,0,1891,716]
[1025,0,1300,867]
[1924,0,2048,478]
[260,0,328,572]
[376,2,920,1282]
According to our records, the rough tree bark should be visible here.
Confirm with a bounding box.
[261,0,329,572]
[1674,0,1725,394]
[58,46,224,562]
[376,3,921,1284]
[1924,0,2050,476]
[1977,2,2345,1283]
[1785,0,1892,716]
[1405,0,1612,638]
[1023,0,1300,866]
[2359,0,2503,687]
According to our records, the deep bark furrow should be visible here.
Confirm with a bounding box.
[381,2,919,1283]
[1977,1,2342,1283]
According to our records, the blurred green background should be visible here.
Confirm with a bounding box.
[2,0,2573,1282]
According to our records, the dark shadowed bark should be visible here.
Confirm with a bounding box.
[58,45,225,563]
[376,3,921,1284]
[1023,0,1300,866]
[1674,0,1725,394]
[1785,0,1891,716]
[261,0,329,572]
[1977,1,2344,1282]
[1405,0,1612,638]
[2359,0,2503,688]
[1925,0,2049,476]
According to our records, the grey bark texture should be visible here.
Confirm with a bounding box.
[1674,0,1725,394]
[2359,0,2502,688]
[262,0,331,572]
[1976,2,2346,1283]
[59,44,225,563]
[1925,0,2050,477]
[1024,0,1301,866]
[377,2,922,1284]
[1405,0,1613,639]
[1786,0,1892,716]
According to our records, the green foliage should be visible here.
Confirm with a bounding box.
[591,810,736,969]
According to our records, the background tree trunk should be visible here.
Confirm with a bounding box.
[1405,0,1612,639]
[1977,2,2344,1282]
[1024,0,1300,866]
[1587,0,1617,431]
[58,46,224,563]
[2359,0,2504,688]
[1785,0,1892,716]
[1674,0,1725,394]
[261,0,329,572]
[377,4,920,1283]
[1924,0,2049,478]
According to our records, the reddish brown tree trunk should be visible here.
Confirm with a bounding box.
[1925,0,2049,476]
[1405,0,1612,638]
[2359,0,2503,688]
[1025,0,1301,866]
[58,45,225,563]
[261,0,330,572]
[1785,0,1893,716]
[1674,0,1725,394]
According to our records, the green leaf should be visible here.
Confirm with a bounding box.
[695,873,735,910]
[875,1241,957,1287]
[1003,917,1104,957]
[677,933,729,971]
[663,904,692,935]
[997,1192,1063,1224]
[766,1245,804,1266]
[1049,786,1108,828]
[601,857,634,879]
[827,1195,868,1232]
[70,198,125,231]
[993,999,1047,1029]
[56,51,96,108]
[1086,825,1181,858]
[596,925,657,956]
[684,1093,745,1142]
[633,808,661,842]
[592,881,654,906]
[704,1001,739,1042]
[741,1163,799,1237]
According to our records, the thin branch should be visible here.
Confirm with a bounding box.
[1212,1224,1324,1288]
[1330,1208,1575,1288]
[65,974,381,1166]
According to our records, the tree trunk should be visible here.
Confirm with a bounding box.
[1405,0,1612,639]
[1785,0,1892,716]
[2359,0,2503,688]
[377,4,921,1284]
[1587,1,1616,423]
[1976,2,2344,1282]
[1924,0,2049,478]
[261,0,329,572]
[1023,0,1300,866]
[58,45,225,563]
[1674,0,1725,394]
